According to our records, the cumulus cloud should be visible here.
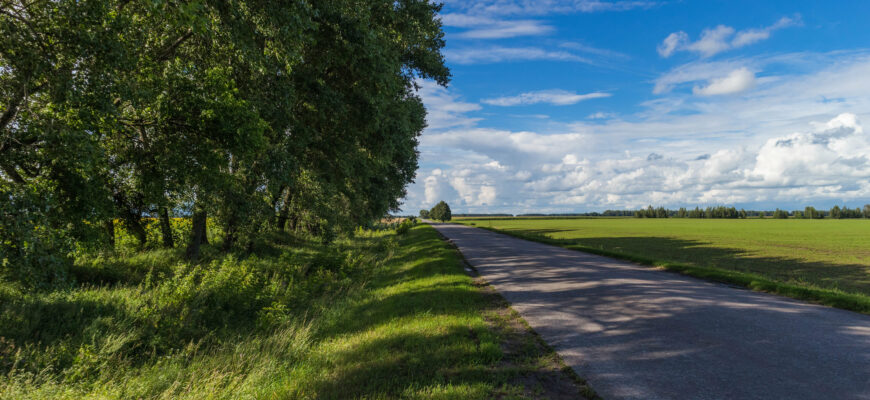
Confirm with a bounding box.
[659,16,800,58]
[692,67,756,96]
[482,90,611,106]
[405,52,870,213]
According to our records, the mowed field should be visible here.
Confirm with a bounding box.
[456,218,870,297]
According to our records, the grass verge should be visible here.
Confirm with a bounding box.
[1,224,593,398]
[460,223,870,315]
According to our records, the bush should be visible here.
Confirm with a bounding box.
[0,186,75,289]
[396,219,415,235]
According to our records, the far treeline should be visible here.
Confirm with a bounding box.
[633,205,870,219]
[0,0,448,288]
[419,201,452,221]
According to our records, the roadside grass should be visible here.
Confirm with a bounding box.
[456,218,870,315]
[1,224,590,398]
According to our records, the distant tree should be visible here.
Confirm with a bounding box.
[419,209,430,219]
[739,209,748,219]
[773,209,789,219]
[655,206,669,218]
[677,207,688,218]
[429,201,452,222]
[793,210,803,219]
[805,206,822,219]
[864,204,870,219]
[830,205,842,219]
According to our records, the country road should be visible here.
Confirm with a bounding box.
[430,223,870,400]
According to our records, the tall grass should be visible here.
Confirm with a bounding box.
[1,223,573,398]
[0,225,392,398]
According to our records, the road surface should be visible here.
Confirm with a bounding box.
[430,223,870,400]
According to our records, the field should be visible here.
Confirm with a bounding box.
[1,224,589,399]
[456,217,870,311]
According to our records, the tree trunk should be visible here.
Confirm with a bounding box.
[222,222,237,251]
[124,215,148,247]
[159,206,174,248]
[276,188,292,232]
[113,192,147,246]
[105,219,115,248]
[186,209,207,260]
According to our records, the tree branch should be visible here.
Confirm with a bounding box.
[156,29,194,62]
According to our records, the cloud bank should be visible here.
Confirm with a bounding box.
[404,52,870,213]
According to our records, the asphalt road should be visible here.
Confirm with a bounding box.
[430,223,870,400]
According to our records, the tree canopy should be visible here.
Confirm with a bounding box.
[429,201,452,222]
[0,0,448,287]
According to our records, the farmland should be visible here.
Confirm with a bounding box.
[455,217,870,309]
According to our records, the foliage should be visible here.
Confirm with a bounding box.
[0,225,580,398]
[0,0,449,287]
[804,206,823,219]
[773,209,789,219]
[429,200,452,222]
[419,209,430,219]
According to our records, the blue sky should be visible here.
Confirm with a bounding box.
[402,0,870,214]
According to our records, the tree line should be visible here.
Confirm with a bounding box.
[0,0,449,287]
[634,205,870,219]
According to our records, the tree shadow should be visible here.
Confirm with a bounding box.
[500,229,870,295]
[431,224,870,399]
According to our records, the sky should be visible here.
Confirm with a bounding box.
[401,0,870,214]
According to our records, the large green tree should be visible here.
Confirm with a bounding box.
[1,0,449,284]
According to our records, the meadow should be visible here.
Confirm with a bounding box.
[0,224,588,399]
[456,217,870,312]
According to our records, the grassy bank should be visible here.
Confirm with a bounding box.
[456,218,870,314]
[1,224,588,398]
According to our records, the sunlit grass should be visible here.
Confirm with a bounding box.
[1,224,564,398]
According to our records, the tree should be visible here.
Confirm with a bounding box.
[1,0,450,283]
[773,209,789,219]
[429,201,452,222]
[420,209,430,219]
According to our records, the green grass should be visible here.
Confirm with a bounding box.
[456,217,870,313]
[1,224,586,398]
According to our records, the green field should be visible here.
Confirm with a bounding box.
[456,218,870,309]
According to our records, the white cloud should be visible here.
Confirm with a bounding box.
[403,51,870,213]
[659,16,800,58]
[687,25,735,58]
[440,0,655,17]
[441,14,555,39]
[692,67,756,96]
[560,42,629,59]
[657,31,689,57]
[482,90,611,106]
[416,80,481,130]
[587,111,617,119]
[444,46,592,64]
